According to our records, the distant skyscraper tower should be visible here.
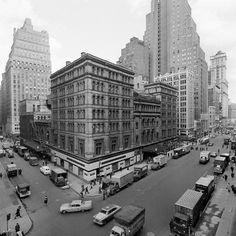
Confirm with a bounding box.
[118,37,150,82]
[144,0,208,121]
[210,51,228,118]
[1,18,51,135]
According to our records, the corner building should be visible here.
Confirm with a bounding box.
[2,18,51,135]
[50,53,136,181]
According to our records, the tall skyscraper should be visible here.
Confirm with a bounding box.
[144,0,208,121]
[1,18,51,135]
[118,37,150,82]
[209,51,228,118]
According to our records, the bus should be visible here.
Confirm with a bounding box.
[17,146,28,157]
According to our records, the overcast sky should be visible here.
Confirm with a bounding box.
[0,0,236,102]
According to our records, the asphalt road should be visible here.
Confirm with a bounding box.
[0,135,228,236]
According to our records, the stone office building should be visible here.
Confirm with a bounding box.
[144,82,178,140]
[50,53,137,181]
[1,18,51,135]
[157,70,194,136]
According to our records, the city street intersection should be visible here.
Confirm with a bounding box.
[0,135,234,236]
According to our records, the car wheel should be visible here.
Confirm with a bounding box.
[61,210,66,214]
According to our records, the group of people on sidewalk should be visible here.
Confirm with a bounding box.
[224,163,236,194]
[79,179,98,199]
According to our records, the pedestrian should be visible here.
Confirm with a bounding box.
[231,166,234,173]
[80,191,84,199]
[44,195,48,205]
[85,186,89,194]
[15,206,22,219]
[218,149,220,154]
[224,174,228,182]
[102,190,106,200]
[81,184,84,192]
[15,223,20,233]
[18,169,22,175]
[227,182,231,192]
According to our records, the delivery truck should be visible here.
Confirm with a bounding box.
[133,164,148,181]
[108,169,134,195]
[110,205,145,236]
[199,151,210,164]
[153,154,167,167]
[194,175,215,206]
[169,189,204,235]
[214,156,227,174]
[6,163,18,177]
[50,168,68,187]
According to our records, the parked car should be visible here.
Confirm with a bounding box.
[93,204,121,226]
[208,142,214,146]
[210,152,217,158]
[60,200,92,214]
[40,166,51,175]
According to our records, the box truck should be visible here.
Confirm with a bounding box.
[110,205,145,236]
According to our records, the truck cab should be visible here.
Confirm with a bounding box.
[50,168,68,187]
[214,156,227,174]
[133,164,148,181]
[16,183,31,198]
[199,151,210,164]
[29,156,39,166]
[6,164,18,177]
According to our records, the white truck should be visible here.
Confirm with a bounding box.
[153,154,167,167]
[111,169,134,189]
[199,151,211,164]
[110,205,145,236]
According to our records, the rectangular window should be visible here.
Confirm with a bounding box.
[78,139,85,156]
[94,139,104,156]
[110,137,119,152]
[123,135,130,149]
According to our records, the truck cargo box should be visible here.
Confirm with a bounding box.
[114,205,145,227]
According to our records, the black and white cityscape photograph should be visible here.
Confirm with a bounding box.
[0,0,236,235]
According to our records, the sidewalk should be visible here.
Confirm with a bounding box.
[195,163,236,236]
[0,162,32,235]
[45,162,102,198]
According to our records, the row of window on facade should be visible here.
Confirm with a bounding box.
[52,64,132,87]
[136,118,158,129]
[55,135,131,156]
[55,95,133,108]
[56,121,132,133]
[135,104,160,113]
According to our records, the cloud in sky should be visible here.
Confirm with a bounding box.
[189,0,236,102]
[0,0,235,102]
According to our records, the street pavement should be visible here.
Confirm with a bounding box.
[0,134,235,236]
